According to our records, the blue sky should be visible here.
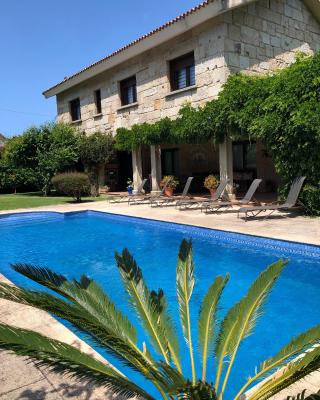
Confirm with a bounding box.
[0,0,201,137]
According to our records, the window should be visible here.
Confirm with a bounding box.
[232,142,257,170]
[94,89,102,114]
[170,52,195,91]
[120,76,137,106]
[69,98,81,121]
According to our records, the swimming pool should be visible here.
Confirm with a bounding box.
[0,211,319,398]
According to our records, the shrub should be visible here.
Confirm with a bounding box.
[300,184,320,216]
[51,172,90,202]
[204,175,219,190]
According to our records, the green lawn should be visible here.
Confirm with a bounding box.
[0,192,113,211]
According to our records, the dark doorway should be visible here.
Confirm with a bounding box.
[117,151,132,190]
[232,141,257,191]
[161,148,179,176]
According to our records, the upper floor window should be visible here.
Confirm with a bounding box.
[170,52,195,91]
[69,98,81,121]
[94,89,102,114]
[120,76,137,106]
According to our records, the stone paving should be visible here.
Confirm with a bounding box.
[0,200,319,399]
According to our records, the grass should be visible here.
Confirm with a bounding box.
[0,192,114,211]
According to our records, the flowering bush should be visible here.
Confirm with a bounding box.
[204,175,219,190]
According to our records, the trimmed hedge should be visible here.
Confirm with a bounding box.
[52,172,90,202]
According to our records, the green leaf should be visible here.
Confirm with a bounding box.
[11,263,137,346]
[115,249,170,364]
[198,274,229,381]
[151,288,182,372]
[215,259,288,398]
[248,346,320,400]
[234,324,320,399]
[0,323,155,400]
[176,239,196,384]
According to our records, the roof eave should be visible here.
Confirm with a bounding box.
[304,0,320,23]
[43,0,257,98]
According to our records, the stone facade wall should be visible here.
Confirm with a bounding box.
[224,0,320,73]
[56,0,320,136]
[56,16,228,134]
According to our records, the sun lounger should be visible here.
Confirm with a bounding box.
[238,176,306,221]
[203,178,262,213]
[110,179,148,203]
[177,180,228,210]
[128,177,172,205]
[150,177,194,207]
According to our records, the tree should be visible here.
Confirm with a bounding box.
[35,123,80,195]
[0,123,80,195]
[0,240,318,400]
[78,131,115,196]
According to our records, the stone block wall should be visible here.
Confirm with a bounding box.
[56,16,228,134]
[224,0,320,73]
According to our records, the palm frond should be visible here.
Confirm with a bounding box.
[247,346,320,400]
[156,361,188,390]
[115,249,171,364]
[0,282,161,385]
[198,274,229,381]
[215,259,288,398]
[12,263,137,345]
[12,263,67,288]
[150,288,182,372]
[260,324,320,373]
[0,323,155,400]
[234,325,320,400]
[176,239,196,384]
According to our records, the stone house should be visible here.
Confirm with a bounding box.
[43,0,320,194]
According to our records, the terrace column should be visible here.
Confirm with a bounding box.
[150,145,162,194]
[132,147,143,192]
[219,136,235,199]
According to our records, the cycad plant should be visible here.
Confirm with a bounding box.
[0,239,319,400]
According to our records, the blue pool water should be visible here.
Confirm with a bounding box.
[0,211,319,398]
